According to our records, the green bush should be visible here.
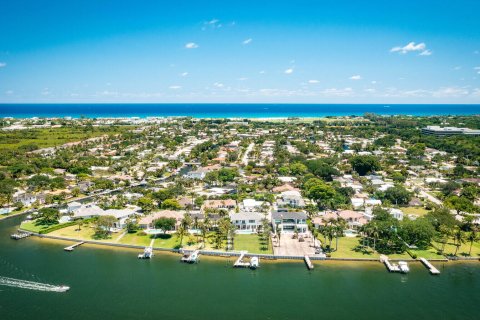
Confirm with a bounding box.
[39,221,77,234]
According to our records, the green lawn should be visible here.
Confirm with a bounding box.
[233,234,273,254]
[434,238,480,257]
[20,220,56,233]
[409,247,445,259]
[0,126,133,151]
[49,224,124,242]
[327,236,380,259]
[119,231,157,247]
[401,206,430,217]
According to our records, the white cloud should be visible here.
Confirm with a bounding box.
[432,87,469,98]
[371,81,377,84]
[242,38,252,45]
[185,42,199,49]
[475,67,480,74]
[321,87,354,97]
[284,68,294,74]
[349,75,362,80]
[259,70,266,74]
[169,85,182,90]
[390,42,431,56]
[0,62,6,68]
[213,82,224,88]
[202,19,222,30]
[237,77,248,81]
[180,72,189,77]
[453,66,462,71]
[5,90,13,94]
[308,80,319,84]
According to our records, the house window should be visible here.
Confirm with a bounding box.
[248,220,255,223]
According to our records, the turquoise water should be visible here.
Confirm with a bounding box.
[0,215,479,320]
[1,103,479,118]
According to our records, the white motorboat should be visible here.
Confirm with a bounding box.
[181,250,199,263]
[398,261,410,273]
[138,246,153,259]
[249,256,259,269]
[57,285,70,292]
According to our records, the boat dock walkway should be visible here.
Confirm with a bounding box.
[420,258,440,275]
[304,255,314,270]
[380,255,400,272]
[234,251,250,268]
[64,241,85,252]
[10,232,31,240]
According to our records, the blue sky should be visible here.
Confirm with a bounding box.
[0,0,479,103]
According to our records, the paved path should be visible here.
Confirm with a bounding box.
[242,143,254,166]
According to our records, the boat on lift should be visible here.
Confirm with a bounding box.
[398,261,410,273]
[249,256,259,269]
[138,246,153,259]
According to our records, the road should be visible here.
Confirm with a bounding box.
[242,143,254,166]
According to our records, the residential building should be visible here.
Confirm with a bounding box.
[271,211,308,234]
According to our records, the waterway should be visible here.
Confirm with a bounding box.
[0,215,479,320]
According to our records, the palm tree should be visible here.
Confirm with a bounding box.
[276,223,282,247]
[371,223,380,251]
[453,226,466,256]
[334,218,347,251]
[198,221,208,249]
[177,224,187,247]
[438,224,452,255]
[467,227,478,256]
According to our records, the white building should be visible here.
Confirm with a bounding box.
[229,211,265,234]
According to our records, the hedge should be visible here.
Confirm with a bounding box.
[39,221,77,234]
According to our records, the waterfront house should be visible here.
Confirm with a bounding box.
[271,211,308,234]
[229,211,265,234]
[138,210,185,231]
[71,203,104,219]
[312,210,367,230]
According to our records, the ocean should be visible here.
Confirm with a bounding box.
[1,103,479,118]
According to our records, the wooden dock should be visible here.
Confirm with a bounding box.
[10,232,31,240]
[304,255,314,270]
[233,251,250,268]
[420,258,440,275]
[64,241,85,252]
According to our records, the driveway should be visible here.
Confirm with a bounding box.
[273,233,316,256]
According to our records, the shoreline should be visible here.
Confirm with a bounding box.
[24,230,475,265]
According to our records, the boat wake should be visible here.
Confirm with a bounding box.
[0,276,69,292]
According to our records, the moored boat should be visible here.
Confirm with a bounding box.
[250,256,259,269]
[398,261,410,273]
[138,246,153,259]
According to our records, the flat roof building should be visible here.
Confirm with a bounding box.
[421,126,480,136]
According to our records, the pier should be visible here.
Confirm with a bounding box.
[64,241,85,252]
[380,255,400,272]
[420,258,440,275]
[304,255,314,270]
[10,232,31,240]
[233,251,250,268]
